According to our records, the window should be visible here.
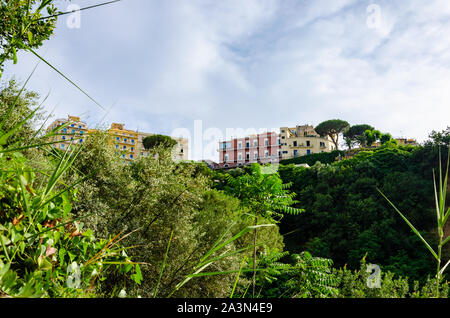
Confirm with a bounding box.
[124,138,127,142]
[224,154,229,162]
[264,138,269,146]
[131,147,134,151]
[238,142,242,149]
[71,124,75,127]
[62,136,66,140]
[116,144,119,149]
[78,125,82,129]
[306,140,311,147]
[246,152,250,160]
[123,146,127,149]
[283,151,288,154]
[246,141,250,148]
[281,136,285,139]
[293,150,298,156]
[60,144,65,149]
[254,151,258,159]
[72,129,75,133]
[293,141,297,147]
[281,129,285,133]
[278,150,281,157]
[307,149,311,155]
[264,150,269,157]
[116,137,120,141]
[80,139,83,143]
[238,153,243,161]
[131,139,135,143]
[80,131,84,135]
[130,154,134,159]
[277,138,280,145]
[253,140,258,147]
[320,142,325,148]
[63,128,67,133]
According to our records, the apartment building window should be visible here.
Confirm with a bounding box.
[277,138,280,145]
[281,129,285,133]
[278,150,281,157]
[253,140,258,147]
[265,150,269,157]
[293,141,297,147]
[80,131,83,135]
[116,137,120,141]
[224,154,229,162]
[71,124,75,127]
[124,138,127,142]
[131,139,135,143]
[116,144,119,149]
[254,151,258,159]
[238,153,243,161]
[131,147,134,151]
[123,146,127,150]
[306,140,311,147]
[264,138,269,147]
[293,150,298,157]
[238,142,242,149]
[72,129,75,133]
[246,141,250,148]
[283,151,288,154]
[320,142,325,148]
[130,154,134,159]
[307,150,311,155]
[63,128,67,133]
[246,152,250,160]
[78,125,82,129]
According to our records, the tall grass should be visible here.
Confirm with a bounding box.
[379,148,450,296]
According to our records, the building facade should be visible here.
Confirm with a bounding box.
[218,132,281,169]
[47,116,189,163]
[47,115,88,151]
[279,125,335,159]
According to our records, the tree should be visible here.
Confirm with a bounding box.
[380,133,393,145]
[143,134,177,150]
[223,163,303,298]
[344,124,374,148]
[0,0,59,75]
[0,78,45,146]
[315,119,350,151]
[364,129,382,147]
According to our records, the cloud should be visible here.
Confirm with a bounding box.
[3,0,450,161]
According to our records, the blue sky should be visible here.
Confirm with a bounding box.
[3,0,450,161]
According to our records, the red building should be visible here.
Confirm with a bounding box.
[218,132,281,169]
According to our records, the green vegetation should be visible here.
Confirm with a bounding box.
[1,1,449,298]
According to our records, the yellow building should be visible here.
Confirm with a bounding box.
[47,115,88,151]
[279,125,335,159]
[109,123,139,163]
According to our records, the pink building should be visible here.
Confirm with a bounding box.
[218,132,281,169]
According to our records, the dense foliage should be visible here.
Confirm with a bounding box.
[277,142,449,284]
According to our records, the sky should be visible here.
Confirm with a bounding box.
[3,0,450,161]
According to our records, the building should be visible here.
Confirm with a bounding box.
[218,131,281,169]
[47,117,189,163]
[279,125,335,159]
[47,115,88,151]
[372,137,418,148]
[109,123,139,163]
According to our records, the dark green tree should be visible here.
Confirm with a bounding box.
[143,134,177,150]
[344,124,375,148]
[315,119,350,150]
